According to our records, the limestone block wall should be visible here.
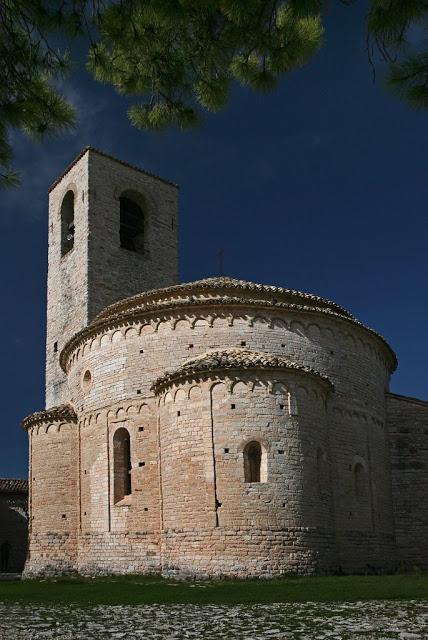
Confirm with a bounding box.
[157,370,336,577]
[78,402,161,574]
[86,150,179,320]
[58,289,397,576]
[46,147,178,408]
[46,155,89,408]
[25,420,78,576]
[64,305,393,419]
[386,393,428,571]
[27,275,402,578]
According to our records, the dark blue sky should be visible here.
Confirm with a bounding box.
[2,3,428,478]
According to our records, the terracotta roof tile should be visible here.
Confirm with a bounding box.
[0,478,28,494]
[21,404,77,431]
[152,348,333,393]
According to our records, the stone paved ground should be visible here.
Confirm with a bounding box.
[0,600,427,639]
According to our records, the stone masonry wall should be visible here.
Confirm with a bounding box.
[53,299,397,577]
[46,155,89,408]
[46,148,179,408]
[25,420,78,576]
[158,372,337,577]
[86,150,179,320]
[78,402,161,574]
[386,393,428,571]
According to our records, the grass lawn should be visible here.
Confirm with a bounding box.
[0,574,427,606]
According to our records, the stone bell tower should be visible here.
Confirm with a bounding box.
[45,147,179,408]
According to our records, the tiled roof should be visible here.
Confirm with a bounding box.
[59,278,397,374]
[96,276,352,321]
[21,404,77,431]
[152,348,333,393]
[48,146,178,193]
[0,478,28,494]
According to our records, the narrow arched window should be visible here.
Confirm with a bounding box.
[61,190,75,256]
[113,428,132,503]
[244,441,267,483]
[120,196,145,254]
[354,462,366,497]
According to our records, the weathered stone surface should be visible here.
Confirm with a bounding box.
[22,148,428,578]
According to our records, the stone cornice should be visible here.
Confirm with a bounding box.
[152,348,333,394]
[95,276,354,321]
[21,404,78,431]
[60,295,397,373]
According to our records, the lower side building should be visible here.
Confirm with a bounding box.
[0,479,28,573]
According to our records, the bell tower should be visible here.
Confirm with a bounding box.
[45,147,179,408]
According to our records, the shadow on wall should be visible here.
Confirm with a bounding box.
[0,502,28,573]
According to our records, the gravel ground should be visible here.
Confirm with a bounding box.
[0,600,427,639]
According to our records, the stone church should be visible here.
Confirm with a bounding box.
[22,147,428,577]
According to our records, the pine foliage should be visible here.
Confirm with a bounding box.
[87,1,323,131]
[368,1,428,109]
[2,1,428,188]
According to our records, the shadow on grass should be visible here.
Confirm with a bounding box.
[0,573,427,606]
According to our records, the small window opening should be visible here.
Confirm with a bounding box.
[61,514,66,519]
[281,343,285,348]
[144,507,148,511]
[138,427,144,432]
[224,448,230,454]
[278,449,284,454]
[113,427,132,504]
[137,389,141,395]
[120,196,145,253]
[82,369,92,393]
[244,441,267,483]
[139,461,145,467]
[140,349,144,354]
[177,410,181,416]
[53,342,58,353]
[279,404,284,410]
[240,341,246,346]
[61,190,75,256]
[188,344,194,349]
[231,403,235,410]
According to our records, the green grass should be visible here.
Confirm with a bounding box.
[0,574,427,606]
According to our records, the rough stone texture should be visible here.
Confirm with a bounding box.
[0,479,28,572]
[386,393,428,571]
[45,147,178,408]
[22,148,426,578]
[2,601,428,640]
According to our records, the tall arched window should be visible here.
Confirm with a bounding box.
[244,441,267,483]
[120,196,145,254]
[61,190,75,256]
[354,462,367,498]
[113,428,132,503]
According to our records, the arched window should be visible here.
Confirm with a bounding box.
[244,441,267,483]
[120,196,145,254]
[354,462,366,498]
[61,190,75,256]
[113,428,132,503]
